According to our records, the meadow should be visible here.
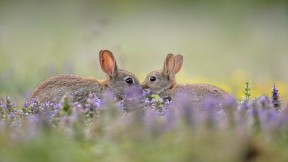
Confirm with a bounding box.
[1,1,288,162]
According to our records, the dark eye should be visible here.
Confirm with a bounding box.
[150,76,156,82]
[125,77,134,84]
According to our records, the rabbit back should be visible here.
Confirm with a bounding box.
[30,74,104,104]
[162,83,229,112]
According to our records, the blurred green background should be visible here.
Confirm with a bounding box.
[0,0,288,102]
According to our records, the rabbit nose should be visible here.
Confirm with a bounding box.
[141,82,149,89]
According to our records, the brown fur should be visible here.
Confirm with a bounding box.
[142,54,230,112]
[30,74,104,104]
[29,50,140,105]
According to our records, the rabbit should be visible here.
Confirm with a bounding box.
[142,53,231,113]
[29,50,140,105]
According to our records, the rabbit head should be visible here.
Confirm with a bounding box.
[100,50,141,99]
[142,54,183,94]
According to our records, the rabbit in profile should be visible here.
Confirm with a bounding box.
[30,50,140,105]
[142,54,230,113]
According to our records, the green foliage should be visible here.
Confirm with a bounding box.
[242,82,251,102]
[61,95,73,115]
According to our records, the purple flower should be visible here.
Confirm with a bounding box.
[53,103,62,109]
[102,89,116,102]
[142,90,147,97]
[278,105,288,126]
[72,102,83,111]
[164,108,175,130]
[158,98,164,103]
[145,98,150,104]
[164,99,171,105]
[203,96,219,128]
[173,91,196,128]
[51,109,60,118]
[142,89,152,97]
[86,93,102,105]
[84,93,103,116]
[239,101,251,111]
[271,84,281,111]
[124,85,143,101]
[223,96,237,108]
[0,101,6,109]
[9,112,15,119]
[266,110,279,121]
[259,109,279,132]
[251,107,261,132]
[2,96,15,109]
[205,96,218,111]
[30,98,38,109]
[23,101,29,109]
[258,95,271,110]
[144,109,157,126]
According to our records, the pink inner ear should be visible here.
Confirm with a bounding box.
[165,54,175,75]
[172,55,183,74]
[100,50,116,76]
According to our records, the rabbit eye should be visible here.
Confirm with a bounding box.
[125,77,134,84]
[150,76,156,82]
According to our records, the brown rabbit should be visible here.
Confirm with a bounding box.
[142,54,230,112]
[30,50,140,105]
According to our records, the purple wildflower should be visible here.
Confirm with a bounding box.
[258,95,271,110]
[223,96,237,108]
[278,105,288,126]
[2,96,15,110]
[145,98,150,105]
[266,110,279,121]
[164,108,176,131]
[158,98,164,104]
[271,84,281,111]
[222,96,237,127]
[30,98,38,108]
[86,93,102,108]
[0,100,6,109]
[142,89,152,97]
[203,96,219,128]
[9,112,15,119]
[23,101,29,109]
[85,93,103,117]
[144,109,157,127]
[259,109,279,133]
[123,85,143,103]
[173,91,195,128]
[72,102,83,111]
[239,101,251,111]
[251,107,261,133]
[53,103,62,109]
[162,98,171,111]
[102,89,117,102]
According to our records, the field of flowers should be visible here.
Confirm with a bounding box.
[1,82,288,162]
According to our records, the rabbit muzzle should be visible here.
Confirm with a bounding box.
[141,81,149,89]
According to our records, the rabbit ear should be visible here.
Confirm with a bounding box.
[171,54,183,75]
[163,54,175,76]
[99,50,118,78]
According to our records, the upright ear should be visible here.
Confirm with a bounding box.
[99,50,118,78]
[163,54,175,76]
[171,54,183,76]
